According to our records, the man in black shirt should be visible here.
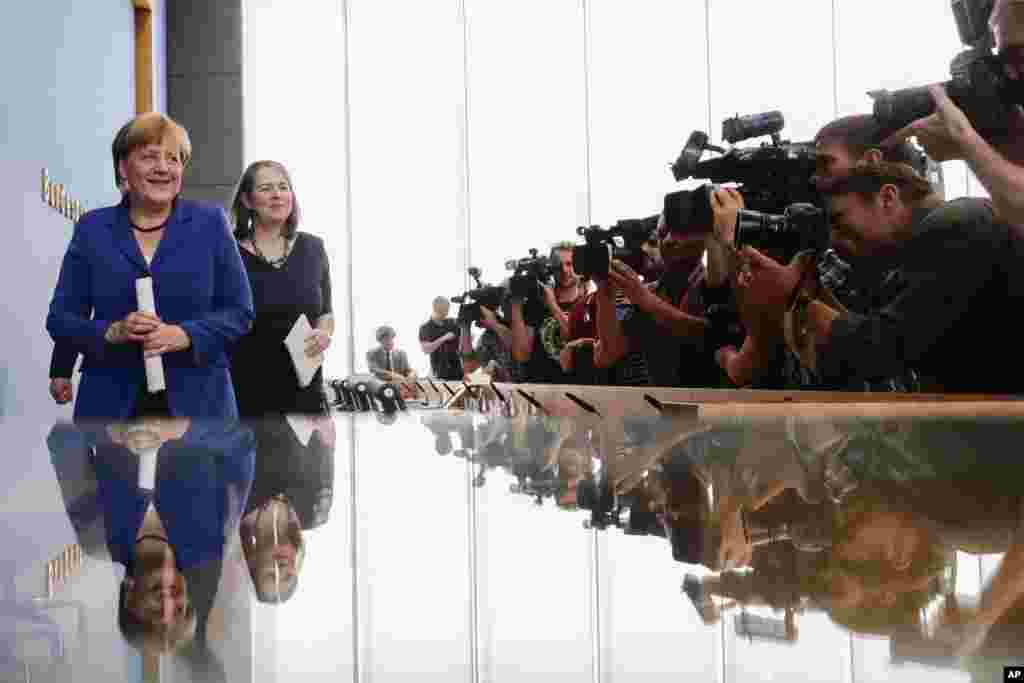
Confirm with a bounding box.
[739,161,1024,394]
[419,296,462,380]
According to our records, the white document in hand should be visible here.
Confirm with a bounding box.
[283,314,322,388]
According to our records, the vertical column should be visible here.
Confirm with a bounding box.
[167,0,245,207]
[133,1,155,114]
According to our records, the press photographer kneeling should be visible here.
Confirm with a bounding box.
[737,160,1024,394]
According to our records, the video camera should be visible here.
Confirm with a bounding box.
[505,248,559,325]
[733,203,830,256]
[671,110,820,215]
[870,0,1020,140]
[572,215,659,279]
[452,267,507,325]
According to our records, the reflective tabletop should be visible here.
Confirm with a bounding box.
[4,396,1024,682]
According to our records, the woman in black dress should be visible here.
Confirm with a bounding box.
[228,161,333,415]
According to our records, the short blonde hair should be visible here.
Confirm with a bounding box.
[112,112,192,188]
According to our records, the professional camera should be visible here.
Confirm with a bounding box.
[572,215,659,279]
[505,248,559,325]
[870,0,1022,140]
[733,203,830,257]
[671,111,819,214]
[452,267,507,325]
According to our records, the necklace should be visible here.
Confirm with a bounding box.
[131,217,169,233]
[252,233,291,268]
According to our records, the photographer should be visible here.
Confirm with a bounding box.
[883,0,1024,227]
[714,115,943,389]
[738,161,1024,394]
[508,243,586,384]
[558,286,651,385]
[594,198,721,388]
[458,304,516,382]
[419,296,462,380]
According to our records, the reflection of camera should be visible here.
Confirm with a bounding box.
[576,474,617,530]
[870,0,1020,140]
[671,112,819,214]
[452,267,507,325]
[572,215,659,278]
[734,204,830,258]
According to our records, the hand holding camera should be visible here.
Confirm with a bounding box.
[711,186,745,246]
[606,259,648,305]
[882,84,979,162]
[735,246,802,340]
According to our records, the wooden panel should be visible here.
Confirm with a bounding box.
[134,7,153,114]
[442,382,1024,420]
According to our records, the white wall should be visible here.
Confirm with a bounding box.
[243,0,988,383]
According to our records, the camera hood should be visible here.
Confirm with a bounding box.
[671,130,710,181]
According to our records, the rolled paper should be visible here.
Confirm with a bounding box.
[135,277,166,393]
[137,444,158,490]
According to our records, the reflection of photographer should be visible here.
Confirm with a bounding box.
[880,0,1024,226]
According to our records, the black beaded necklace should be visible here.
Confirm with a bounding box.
[251,232,293,268]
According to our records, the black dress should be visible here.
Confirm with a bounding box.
[230,232,332,416]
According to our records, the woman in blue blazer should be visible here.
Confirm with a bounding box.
[46,113,254,420]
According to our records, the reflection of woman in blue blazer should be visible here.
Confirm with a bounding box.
[46,113,254,420]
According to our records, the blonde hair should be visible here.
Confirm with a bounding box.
[111,112,192,187]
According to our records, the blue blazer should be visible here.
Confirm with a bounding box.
[46,198,255,420]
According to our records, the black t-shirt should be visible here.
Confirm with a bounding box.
[820,198,1024,394]
[521,295,581,384]
[419,318,462,380]
[622,266,725,388]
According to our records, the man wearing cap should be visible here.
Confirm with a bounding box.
[367,326,413,383]
[594,189,723,388]
[884,0,1024,228]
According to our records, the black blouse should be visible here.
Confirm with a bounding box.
[230,232,332,415]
